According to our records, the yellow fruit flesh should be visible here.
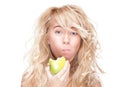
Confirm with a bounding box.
[49,57,66,74]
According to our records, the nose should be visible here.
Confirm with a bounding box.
[63,33,70,44]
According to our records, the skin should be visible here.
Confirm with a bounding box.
[45,19,81,87]
[45,60,70,87]
[47,19,81,62]
[45,19,101,87]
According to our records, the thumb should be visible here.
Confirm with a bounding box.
[45,65,52,79]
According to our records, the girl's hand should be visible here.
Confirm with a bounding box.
[45,60,70,87]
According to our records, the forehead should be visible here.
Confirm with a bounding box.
[49,18,79,32]
[49,17,77,29]
[49,18,58,26]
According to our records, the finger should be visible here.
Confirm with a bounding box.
[47,63,50,66]
[45,66,52,79]
[56,60,70,78]
[60,61,70,81]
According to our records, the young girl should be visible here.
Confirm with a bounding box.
[21,4,103,87]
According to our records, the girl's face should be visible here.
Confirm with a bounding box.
[47,19,81,62]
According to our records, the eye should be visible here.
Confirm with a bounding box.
[54,25,63,35]
[55,30,62,34]
[70,26,78,36]
[71,31,78,35]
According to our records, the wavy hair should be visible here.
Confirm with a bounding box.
[21,4,103,87]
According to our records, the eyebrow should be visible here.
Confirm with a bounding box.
[70,26,78,31]
[72,23,89,38]
[53,24,62,29]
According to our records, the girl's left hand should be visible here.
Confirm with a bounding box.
[45,60,70,87]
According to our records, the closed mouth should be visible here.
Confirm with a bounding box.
[62,49,70,52]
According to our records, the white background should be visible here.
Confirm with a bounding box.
[0,0,120,87]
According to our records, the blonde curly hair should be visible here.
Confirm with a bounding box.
[21,4,103,87]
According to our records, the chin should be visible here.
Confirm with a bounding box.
[64,56,73,62]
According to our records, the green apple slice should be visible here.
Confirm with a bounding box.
[49,56,66,74]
